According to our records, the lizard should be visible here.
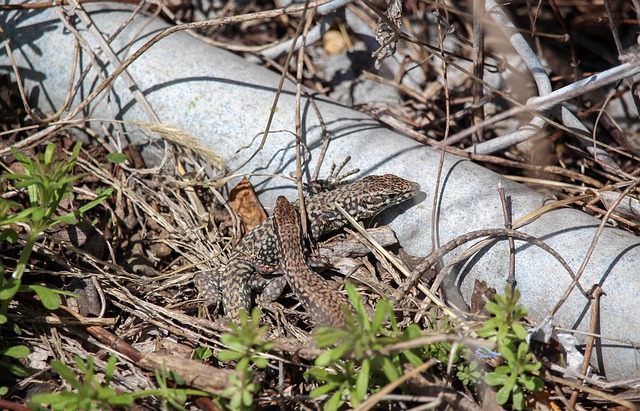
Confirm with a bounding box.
[198,174,421,324]
[272,195,348,327]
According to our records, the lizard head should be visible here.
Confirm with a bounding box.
[346,174,421,217]
[308,174,420,240]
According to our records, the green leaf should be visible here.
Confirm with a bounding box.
[48,181,61,193]
[56,214,78,225]
[310,383,337,398]
[31,207,45,222]
[193,346,213,361]
[80,356,95,392]
[1,345,30,358]
[1,173,31,183]
[108,394,134,406]
[484,301,500,316]
[517,341,530,358]
[345,283,368,329]
[30,392,67,407]
[169,370,185,385]
[254,357,268,369]
[0,277,21,301]
[235,357,250,372]
[503,373,517,395]
[315,343,351,366]
[28,285,61,310]
[484,370,509,386]
[219,333,242,348]
[512,323,528,340]
[371,300,389,330]
[403,324,421,339]
[222,385,236,398]
[106,152,128,164]
[401,347,422,368]
[228,391,241,409]
[10,149,29,164]
[96,386,117,401]
[0,207,36,226]
[522,375,543,392]
[500,342,517,363]
[260,340,274,351]
[242,389,253,407]
[27,182,41,208]
[354,358,369,404]
[0,359,31,377]
[0,229,19,243]
[174,388,187,404]
[104,355,117,384]
[11,178,38,190]
[306,367,330,381]
[512,386,525,410]
[315,350,335,367]
[44,144,56,165]
[313,328,343,347]
[523,360,542,373]
[76,188,113,215]
[325,390,344,411]
[495,383,512,405]
[57,173,85,187]
[477,318,501,337]
[381,356,400,382]
[510,287,521,303]
[70,141,82,160]
[217,350,244,362]
[51,359,83,390]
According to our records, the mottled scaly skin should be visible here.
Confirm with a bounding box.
[273,196,348,327]
[216,174,420,323]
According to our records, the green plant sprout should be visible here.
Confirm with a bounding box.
[217,308,274,410]
[477,286,544,410]
[0,142,112,321]
[308,283,432,410]
[0,142,112,396]
[456,359,481,386]
[29,355,133,410]
[28,355,208,410]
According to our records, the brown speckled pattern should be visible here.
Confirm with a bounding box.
[273,196,348,327]
[207,174,420,323]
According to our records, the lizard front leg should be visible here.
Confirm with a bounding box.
[220,257,256,322]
